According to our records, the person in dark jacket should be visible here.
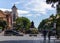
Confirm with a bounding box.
[48,30,51,40]
[43,29,47,40]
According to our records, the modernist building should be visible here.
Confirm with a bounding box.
[0,4,18,29]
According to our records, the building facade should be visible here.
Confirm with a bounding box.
[0,4,18,29]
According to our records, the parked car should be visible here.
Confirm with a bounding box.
[4,30,23,36]
[29,34,37,37]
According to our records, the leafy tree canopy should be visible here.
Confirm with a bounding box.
[38,14,55,31]
[46,0,60,7]
[16,17,31,30]
[0,20,7,30]
[38,19,48,29]
[46,0,58,4]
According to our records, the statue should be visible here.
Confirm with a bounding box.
[30,21,35,28]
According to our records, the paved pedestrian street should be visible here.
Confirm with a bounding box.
[0,36,59,43]
[0,39,60,43]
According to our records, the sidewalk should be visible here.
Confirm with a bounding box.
[0,31,4,36]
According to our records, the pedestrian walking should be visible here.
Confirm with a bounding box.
[48,30,51,40]
[42,29,47,40]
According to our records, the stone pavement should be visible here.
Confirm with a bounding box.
[0,36,59,43]
[0,32,59,43]
[0,31,4,36]
[0,39,59,43]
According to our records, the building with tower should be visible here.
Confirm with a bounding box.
[11,4,18,28]
[12,4,18,21]
[0,4,18,30]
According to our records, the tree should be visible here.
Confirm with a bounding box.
[38,19,48,32]
[56,14,60,37]
[38,14,56,32]
[16,17,31,31]
[0,20,7,31]
[46,0,60,8]
[46,0,60,38]
[46,0,59,6]
[46,0,58,4]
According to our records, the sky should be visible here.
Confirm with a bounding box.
[0,0,56,28]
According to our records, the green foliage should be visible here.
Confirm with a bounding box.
[0,27,2,29]
[31,29,38,34]
[46,0,59,7]
[38,13,60,37]
[0,20,7,30]
[16,17,31,31]
[38,19,48,29]
[46,0,58,4]
[38,14,55,31]
[46,0,60,37]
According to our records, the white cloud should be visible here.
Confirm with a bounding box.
[18,10,29,14]
[24,0,56,14]
[0,8,29,15]
[14,2,20,5]
[0,8,11,11]
[25,14,32,17]
[0,8,42,17]
[12,2,21,5]
[0,0,56,17]
[24,13,41,17]
[34,14,41,17]
[11,0,24,5]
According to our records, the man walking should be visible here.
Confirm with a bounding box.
[48,30,51,40]
[42,29,47,40]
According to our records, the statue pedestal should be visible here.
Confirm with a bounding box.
[30,28,34,30]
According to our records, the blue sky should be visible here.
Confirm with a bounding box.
[0,0,56,28]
